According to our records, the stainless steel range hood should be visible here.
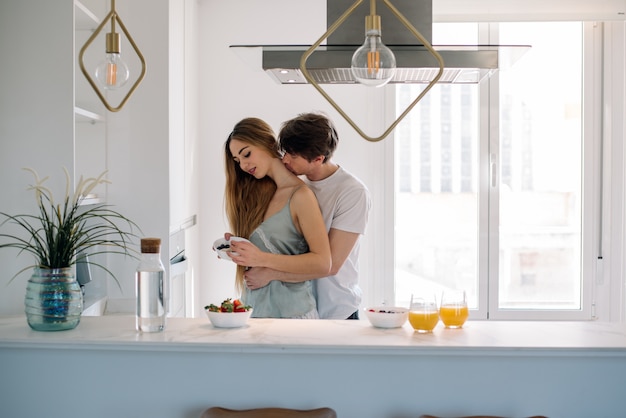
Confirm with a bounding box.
[232,0,529,85]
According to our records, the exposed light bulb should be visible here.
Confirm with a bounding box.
[351,15,396,87]
[94,31,129,90]
[95,53,129,90]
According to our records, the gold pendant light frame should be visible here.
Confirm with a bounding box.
[78,0,146,113]
[300,0,444,142]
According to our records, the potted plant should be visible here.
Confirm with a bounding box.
[0,167,140,331]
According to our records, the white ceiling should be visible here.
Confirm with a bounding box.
[433,0,626,22]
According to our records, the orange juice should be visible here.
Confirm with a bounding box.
[439,305,469,328]
[408,310,439,332]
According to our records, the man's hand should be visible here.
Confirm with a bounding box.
[244,267,277,290]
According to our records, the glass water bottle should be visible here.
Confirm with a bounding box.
[135,237,166,332]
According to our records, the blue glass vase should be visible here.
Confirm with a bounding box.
[24,267,83,331]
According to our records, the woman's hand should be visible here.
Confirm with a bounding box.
[229,239,265,268]
[213,232,234,258]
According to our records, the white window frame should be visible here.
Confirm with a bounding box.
[381,20,626,321]
[597,21,626,323]
[488,21,595,320]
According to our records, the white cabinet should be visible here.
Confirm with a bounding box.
[1,0,179,318]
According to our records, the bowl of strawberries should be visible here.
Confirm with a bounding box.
[204,298,253,328]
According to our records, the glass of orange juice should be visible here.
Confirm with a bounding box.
[408,294,439,333]
[440,290,469,329]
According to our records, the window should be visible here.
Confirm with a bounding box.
[393,22,595,319]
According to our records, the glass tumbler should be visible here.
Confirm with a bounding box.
[440,290,469,329]
[408,294,439,333]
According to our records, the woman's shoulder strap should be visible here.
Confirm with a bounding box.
[288,184,305,201]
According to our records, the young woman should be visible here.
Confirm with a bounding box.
[223,117,331,318]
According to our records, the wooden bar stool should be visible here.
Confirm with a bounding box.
[201,407,337,418]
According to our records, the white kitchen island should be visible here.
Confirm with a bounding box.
[1,315,626,418]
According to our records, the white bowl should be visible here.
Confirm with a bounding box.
[212,236,251,261]
[364,306,409,328]
[205,309,253,328]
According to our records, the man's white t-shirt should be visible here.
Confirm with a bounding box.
[303,166,371,319]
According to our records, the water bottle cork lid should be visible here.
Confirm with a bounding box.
[140,238,161,253]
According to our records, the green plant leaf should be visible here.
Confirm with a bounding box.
[0,168,142,288]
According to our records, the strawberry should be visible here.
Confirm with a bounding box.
[219,298,234,312]
[233,298,249,312]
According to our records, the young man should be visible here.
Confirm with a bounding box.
[243,112,371,319]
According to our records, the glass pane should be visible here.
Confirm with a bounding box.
[498,22,583,310]
[394,23,481,309]
[394,83,480,309]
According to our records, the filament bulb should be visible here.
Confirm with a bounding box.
[95,53,129,90]
[351,15,396,87]
[94,31,130,90]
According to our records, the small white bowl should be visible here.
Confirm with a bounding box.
[212,237,251,261]
[364,306,409,328]
[205,309,253,328]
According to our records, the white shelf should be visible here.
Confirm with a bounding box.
[82,296,107,316]
[79,194,103,206]
[74,0,100,30]
[75,106,104,123]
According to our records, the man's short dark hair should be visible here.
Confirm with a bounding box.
[278,112,338,163]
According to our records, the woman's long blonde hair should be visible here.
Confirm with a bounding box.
[224,117,282,291]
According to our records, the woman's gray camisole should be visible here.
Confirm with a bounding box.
[241,187,318,318]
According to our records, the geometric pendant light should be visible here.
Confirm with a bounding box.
[78,0,146,112]
[300,0,443,142]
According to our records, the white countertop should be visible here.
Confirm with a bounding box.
[2,315,626,356]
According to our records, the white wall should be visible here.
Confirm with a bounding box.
[0,1,75,314]
[104,0,171,301]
